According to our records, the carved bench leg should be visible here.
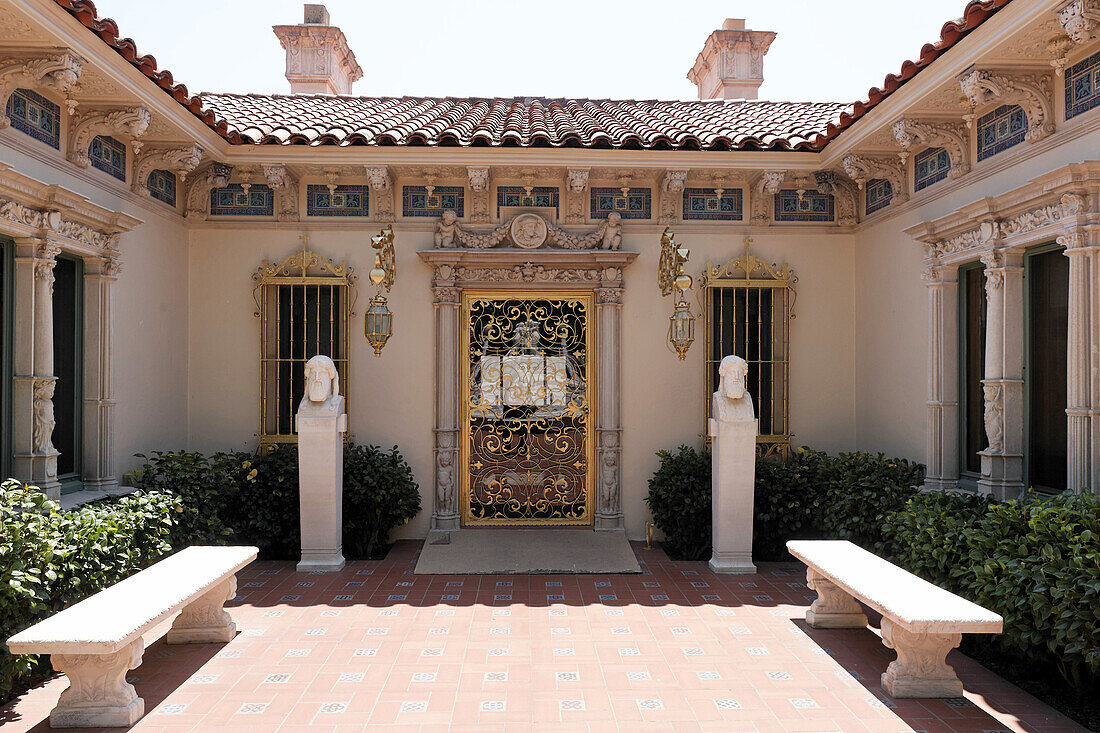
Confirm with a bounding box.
[166,576,237,644]
[49,638,144,728]
[804,568,868,628]
[879,617,964,698]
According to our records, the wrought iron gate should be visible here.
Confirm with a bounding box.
[460,292,594,525]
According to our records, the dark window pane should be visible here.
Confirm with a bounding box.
[1027,248,1068,492]
[962,266,987,474]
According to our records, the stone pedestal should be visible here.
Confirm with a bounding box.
[49,639,144,728]
[296,389,347,573]
[708,357,758,574]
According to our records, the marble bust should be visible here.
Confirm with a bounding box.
[299,355,344,416]
[712,354,755,422]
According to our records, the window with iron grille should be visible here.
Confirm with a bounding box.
[701,247,796,458]
[253,246,355,448]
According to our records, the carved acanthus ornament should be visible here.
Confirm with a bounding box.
[465,166,490,223]
[131,144,203,196]
[814,170,858,226]
[183,162,232,221]
[565,168,590,224]
[659,169,689,224]
[435,210,621,251]
[892,118,970,179]
[364,166,393,222]
[67,107,151,168]
[958,68,1053,143]
[922,193,1085,259]
[750,170,784,225]
[1057,0,1100,43]
[0,51,84,126]
[841,153,908,206]
[261,165,298,222]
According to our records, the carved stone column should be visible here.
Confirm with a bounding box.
[595,271,624,530]
[81,256,120,493]
[923,263,960,491]
[1060,228,1098,491]
[978,249,1025,499]
[431,273,461,531]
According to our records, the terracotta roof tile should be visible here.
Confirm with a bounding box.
[52,0,1014,151]
[195,94,848,150]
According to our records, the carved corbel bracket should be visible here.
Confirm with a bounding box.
[131,144,204,196]
[0,51,84,126]
[262,165,299,222]
[815,170,858,227]
[893,118,970,179]
[67,107,151,168]
[841,153,908,205]
[659,169,689,224]
[958,67,1054,143]
[467,166,490,223]
[1057,0,1100,44]
[565,168,590,224]
[364,166,394,222]
[184,162,232,221]
[750,170,784,226]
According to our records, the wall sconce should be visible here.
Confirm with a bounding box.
[364,225,396,356]
[658,226,695,360]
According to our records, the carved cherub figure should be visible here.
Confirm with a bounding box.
[712,355,755,423]
[435,209,459,248]
[299,355,344,416]
[600,211,622,250]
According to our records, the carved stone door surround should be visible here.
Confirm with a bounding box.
[419,236,638,531]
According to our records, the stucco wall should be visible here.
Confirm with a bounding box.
[187,224,855,539]
[0,134,190,479]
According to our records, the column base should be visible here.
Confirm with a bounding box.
[594,513,623,531]
[432,513,460,531]
[708,552,756,574]
[297,552,346,573]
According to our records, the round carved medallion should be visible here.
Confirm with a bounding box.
[509,213,549,249]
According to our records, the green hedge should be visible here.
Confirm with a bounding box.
[128,442,421,560]
[646,445,1099,691]
[0,480,177,702]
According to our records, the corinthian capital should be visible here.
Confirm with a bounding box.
[892,118,970,179]
[68,107,151,168]
[958,67,1053,143]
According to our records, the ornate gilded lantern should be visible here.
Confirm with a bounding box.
[658,226,695,360]
[364,226,396,355]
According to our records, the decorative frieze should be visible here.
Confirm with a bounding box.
[958,68,1053,146]
[893,118,969,181]
[0,51,83,128]
[659,169,688,224]
[1057,0,1100,44]
[131,144,203,197]
[67,107,151,169]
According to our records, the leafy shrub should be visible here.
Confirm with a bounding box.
[645,445,712,560]
[129,441,421,560]
[0,481,177,703]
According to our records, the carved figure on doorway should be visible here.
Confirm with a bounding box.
[600,450,618,514]
[436,450,455,511]
[299,355,343,416]
[600,212,622,250]
[435,209,459,248]
[712,355,755,422]
[32,379,56,453]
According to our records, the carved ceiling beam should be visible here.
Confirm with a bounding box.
[814,170,858,227]
[893,118,970,179]
[750,170,784,226]
[364,165,393,222]
[957,67,1053,143]
[841,153,908,204]
[67,106,150,168]
[1057,0,1100,44]
[131,143,203,196]
[184,162,232,221]
[0,51,84,125]
[262,164,299,222]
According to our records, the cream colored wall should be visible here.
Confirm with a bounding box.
[0,133,190,479]
[187,223,856,540]
[852,124,1100,463]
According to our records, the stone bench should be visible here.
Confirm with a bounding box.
[7,545,257,728]
[786,539,1002,698]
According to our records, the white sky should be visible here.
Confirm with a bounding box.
[99,0,972,102]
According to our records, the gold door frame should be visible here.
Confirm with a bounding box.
[459,290,596,526]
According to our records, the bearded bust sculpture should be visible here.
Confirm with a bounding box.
[712,355,755,423]
[299,355,344,417]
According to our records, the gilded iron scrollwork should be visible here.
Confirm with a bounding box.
[461,293,593,525]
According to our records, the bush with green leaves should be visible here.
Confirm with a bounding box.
[343,444,422,558]
[0,480,177,703]
[645,445,712,560]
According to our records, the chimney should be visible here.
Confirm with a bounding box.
[686,19,776,100]
[273,4,363,95]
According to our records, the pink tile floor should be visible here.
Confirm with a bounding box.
[0,541,1086,732]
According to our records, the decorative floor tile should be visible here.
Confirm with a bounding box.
[262,610,284,617]
[715,698,742,710]
[156,703,187,714]
[767,670,792,680]
[627,671,651,680]
[366,627,389,635]
[619,648,640,656]
[547,593,565,600]
[446,581,463,587]
[333,594,353,601]
[660,609,679,616]
[490,627,509,634]
[412,672,436,681]
[485,671,508,681]
[353,648,376,656]
[494,594,511,601]
[305,627,326,636]
[387,594,407,601]
[493,609,511,616]
[487,648,509,656]
[237,703,269,714]
[643,581,660,588]
[429,627,448,634]
[346,581,363,587]
[696,671,721,680]
[318,702,347,714]
[701,594,721,601]
[190,674,218,684]
[421,647,444,656]
[338,672,363,682]
[436,609,455,616]
[284,649,309,658]
[400,701,428,713]
[637,698,664,710]
[746,647,769,655]
[599,594,617,601]
[605,609,623,616]
[553,648,575,656]
[594,581,611,587]
[559,699,585,711]
[555,671,578,681]
[220,649,243,658]
[481,700,506,711]
[279,595,300,602]
[670,627,690,634]
[441,594,459,600]
[295,581,314,587]
[790,697,818,709]
[549,608,567,616]
[611,627,631,634]
[651,594,669,600]
[378,608,399,616]
[243,581,266,588]
[682,647,705,656]
[546,581,562,587]
[264,673,291,683]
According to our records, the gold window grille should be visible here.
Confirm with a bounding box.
[700,244,796,459]
[253,245,357,449]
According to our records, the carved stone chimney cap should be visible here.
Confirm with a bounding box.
[273,4,363,96]
[687,19,777,101]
